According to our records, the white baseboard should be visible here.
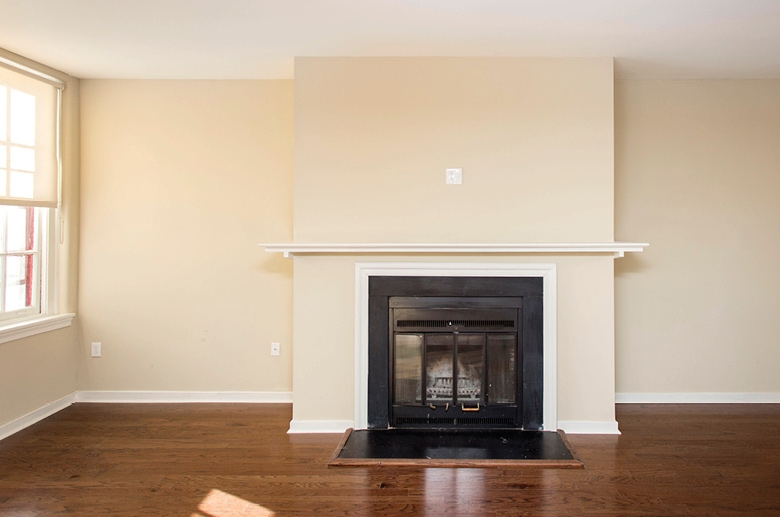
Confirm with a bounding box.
[287,419,353,434]
[75,391,293,403]
[0,393,75,441]
[15,392,776,442]
[557,420,621,435]
[289,419,622,435]
[616,392,780,404]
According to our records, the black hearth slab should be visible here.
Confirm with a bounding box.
[329,428,583,468]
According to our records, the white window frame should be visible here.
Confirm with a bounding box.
[0,207,68,345]
[0,54,72,343]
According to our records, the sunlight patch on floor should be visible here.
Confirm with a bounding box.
[193,489,276,517]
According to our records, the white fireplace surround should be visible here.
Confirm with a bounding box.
[263,242,647,434]
[354,262,558,431]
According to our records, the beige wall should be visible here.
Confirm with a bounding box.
[291,58,618,428]
[78,80,293,392]
[4,55,778,437]
[294,57,615,243]
[0,49,79,428]
[0,326,79,424]
[615,80,780,394]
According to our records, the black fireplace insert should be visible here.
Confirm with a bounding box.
[368,276,543,430]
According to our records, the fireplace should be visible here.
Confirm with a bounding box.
[262,251,637,435]
[391,298,522,428]
[368,276,544,430]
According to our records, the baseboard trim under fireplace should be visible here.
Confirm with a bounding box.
[355,262,557,431]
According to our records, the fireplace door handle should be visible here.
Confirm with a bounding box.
[461,403,480,412]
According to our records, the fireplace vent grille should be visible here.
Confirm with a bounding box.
[396,319,515,329]
[394,416,515,426]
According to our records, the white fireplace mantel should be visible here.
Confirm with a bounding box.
[276,244,645,435]
[259,242,648,258]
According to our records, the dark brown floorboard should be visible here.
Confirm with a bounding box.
[1,403,779,516]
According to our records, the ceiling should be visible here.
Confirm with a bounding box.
[1,0,780,80]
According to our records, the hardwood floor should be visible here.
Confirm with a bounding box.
[1,403,779,516]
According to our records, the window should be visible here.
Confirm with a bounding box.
[0,57,62,328]
[0,205,48,322]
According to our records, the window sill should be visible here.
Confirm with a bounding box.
[0,313,76,345]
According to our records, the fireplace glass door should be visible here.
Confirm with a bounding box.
[394,332,515,408]
[394,334,423,405]
[486,334,516,404]
[424,333,486,404]
[389,302,522,428]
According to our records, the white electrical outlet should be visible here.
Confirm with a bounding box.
[91,342,102,358]
[446,168,462,184]
[271,342,281,356]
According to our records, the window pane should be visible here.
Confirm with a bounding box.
[7,206,30,251]
[10,89,35,146]
[10,170,33,198]
[0,205,42,319]
[0,145,6,197]
[5,255,29,311]
[0,86,6,140]
[394,334,423,405]
[10,146,35,172]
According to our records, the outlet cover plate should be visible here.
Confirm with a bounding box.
[446,168,462,184]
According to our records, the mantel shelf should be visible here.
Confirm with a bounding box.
[259,242,648,258]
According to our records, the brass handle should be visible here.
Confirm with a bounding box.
[461,403,480,412]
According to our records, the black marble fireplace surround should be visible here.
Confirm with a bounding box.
[368,276,544,430]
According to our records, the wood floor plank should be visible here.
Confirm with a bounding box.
[1,403,780,515]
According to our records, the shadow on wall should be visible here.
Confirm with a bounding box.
[253,253,293,277]
[615,252,650,277]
